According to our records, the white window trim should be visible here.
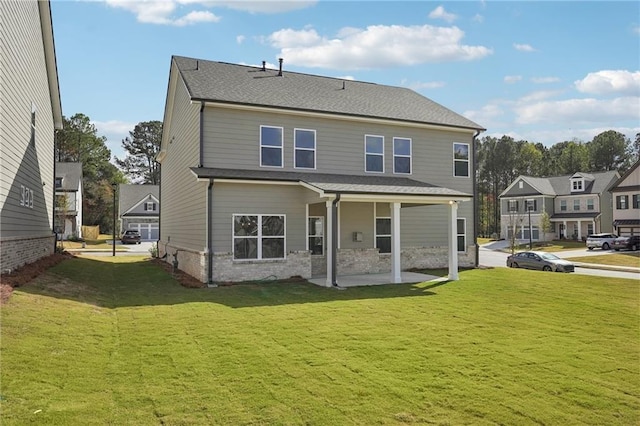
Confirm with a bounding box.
[508,199,518,213]
[374,203,391,254]
[259,125,284,168]
[573,199,581,211]
[453,142,470,178]
[392,137,412,175]
[587,199,594,210]
[560,200,567,211]
[293,128,316,170]
[457,218,466,253]
[364,134,384,173]
[308,216,324,256]
[571,178,584,192]
[145,201,155,211]
[232,214,286,261]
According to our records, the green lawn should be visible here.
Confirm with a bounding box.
[567,251,640,268]
[511,240,587,252]
[1,256,638,425]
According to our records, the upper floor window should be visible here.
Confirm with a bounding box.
[560,200,567,211]
[571,179,584,191]
[260,126,283,168]
[294,129,316,169]
[55,177,62,188]
[508,200,519,213]
[30,102,36,148]
[633,194,640,209]
[453,143,469,177]
[365,135,384,173]
[393,137,411,174]
[525,199,537,211]
[587,199,594,210]
[573,199,580,211]
[144,202,156,211]
[616,195,628,210]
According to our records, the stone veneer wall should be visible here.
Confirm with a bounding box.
[0,235,55,273]
[211,250,311,283]
[159,242,207,283]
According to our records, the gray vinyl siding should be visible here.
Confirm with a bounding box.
[125,195,158,216]
[502,179,540,197]
[211,183,311,252]
[201,106,475,194]
[0,0,56,238]
[400,202,473,248]
[160,72,204,251]
[340,202,374,249]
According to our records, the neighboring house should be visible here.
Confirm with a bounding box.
[0,0,63,271]
[499,171,619,242]
[609,159,640,236]
[118,184,159,241]
[158,56,484,286]
[54,162,83,239]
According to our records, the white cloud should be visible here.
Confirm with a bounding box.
[265,25,492,70]
[519,90,564,102]
[92,120,135,160]
[515,96,640,125]
[513,43,536,52]
[336,75,355,81]
[236,35,246,44]
[504,75,522,84]
[531,76,560,84]
[428,5,457,23]
[574,70,640,96]
[472,14,484,23]
[106,0,220,25]
[200,0,317,14]
[401,79,446,91]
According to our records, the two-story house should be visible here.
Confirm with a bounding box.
[54,162,83,240]
[499,171,619,242]
[158,56,484,286]
[609,159,640,236]
[0,0,63,271]
[118,184,159,241]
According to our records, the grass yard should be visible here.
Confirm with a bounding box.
[567,251,640,268]
[511,240,588,252]
[1,256,638,425]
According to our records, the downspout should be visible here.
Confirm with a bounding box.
[207,178,216,287]
[198,102,205,167]
[331,193,341,286]
[472,130,481,268]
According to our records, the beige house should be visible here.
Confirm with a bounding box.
[55,162,83,240]
[158,56,484,286]
[499,171,619,242]
[118,184,159,241]
[0,0,63,271]
[610,160,640,236]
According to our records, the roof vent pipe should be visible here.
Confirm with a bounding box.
[278,58,283,76]
[262,61,266,71]
[342,80,345,90]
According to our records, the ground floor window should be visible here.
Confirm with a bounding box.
[233,214,285,260]
[375,217,391,254]
[523,226,539,240]
[587,223,594,236]
[308,216,324,255]
[457,218,466,252]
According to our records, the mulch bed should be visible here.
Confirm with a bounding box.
[0,252,74,305]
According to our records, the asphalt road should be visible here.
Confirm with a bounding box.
[479,242,640,280]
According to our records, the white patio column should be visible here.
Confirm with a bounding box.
[592,219,596,234]
[325,200,333,287]
[391,202,402,283]
[577,220,582,240]
[448,201,459,281]
[563,220,567,238]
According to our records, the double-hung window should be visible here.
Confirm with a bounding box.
[453,143,469,177]
[260,126,283,167]
[633,194,640,209]
[233,214,285,260]
[457,218,466,252]
[616,195,628,210]
[375,216,391,254]
[365,135,384,173]
[294,129,316,169]
[393,137,411,174]
[308,217,324,255]
[508,200,519,213]
[144,202,156,211]
[587,199,594,210]
[560,200,567,211]
[573,199,580,211]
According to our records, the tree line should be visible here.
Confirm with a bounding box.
[56,113,162,234]
[477,130,640,238]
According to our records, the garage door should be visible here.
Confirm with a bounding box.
[128,223,159,241]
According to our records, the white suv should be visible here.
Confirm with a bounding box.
[586,233,618,250]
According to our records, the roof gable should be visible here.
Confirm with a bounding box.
[118,184,159,213]
[610,159,640,191]
[172,56,484,132]
[55,162,82,191]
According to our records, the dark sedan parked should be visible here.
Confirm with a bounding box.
[612,235,640,251]
[507,251,575,272]
[121,229,141,244]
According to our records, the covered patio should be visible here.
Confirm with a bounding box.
[309,271,445,288]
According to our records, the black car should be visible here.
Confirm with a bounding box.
[612,235,640,251]
[121,230,141,244]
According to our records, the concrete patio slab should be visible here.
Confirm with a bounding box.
[309,271,443,288]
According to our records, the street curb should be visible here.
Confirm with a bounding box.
[573,262,640,274]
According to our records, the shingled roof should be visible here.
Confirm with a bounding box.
[55,162,82,191]
[173,56,485,132]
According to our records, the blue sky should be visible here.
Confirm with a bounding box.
[50,1,640,162]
